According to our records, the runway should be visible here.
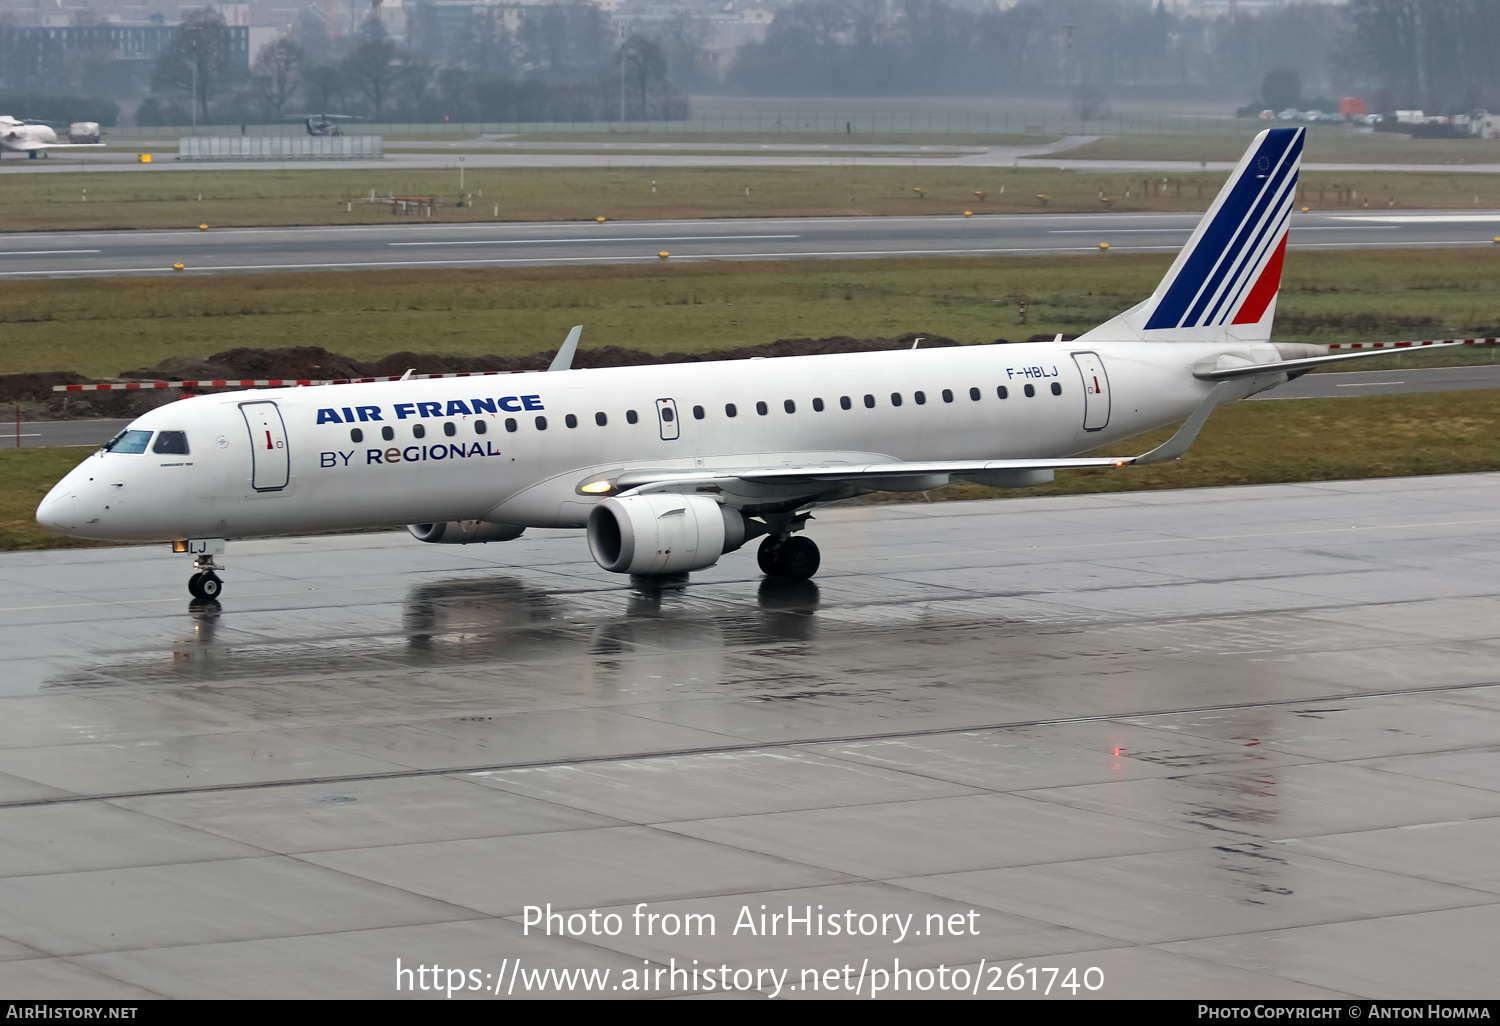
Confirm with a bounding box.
[2,209,1498,279]
[1,474,1498,998]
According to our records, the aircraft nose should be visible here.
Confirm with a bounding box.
[36,480,80,533]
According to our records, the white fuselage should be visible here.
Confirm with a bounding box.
[37,339,1256,544]
[0,120,57,151]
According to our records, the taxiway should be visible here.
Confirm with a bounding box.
[1,474,1497,997]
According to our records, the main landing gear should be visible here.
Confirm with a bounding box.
[188,554,224,601]
[757,535,820,580]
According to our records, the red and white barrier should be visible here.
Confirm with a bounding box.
[49,339,1498,392]
[1326,337,1497,351]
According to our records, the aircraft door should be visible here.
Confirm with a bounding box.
[656,399,680,441]
[1072,352,1111,432]
[240,401,290,491]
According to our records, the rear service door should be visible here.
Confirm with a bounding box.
[656,398,680,441]
[240,401,290,491]
[1072,352,1111,432]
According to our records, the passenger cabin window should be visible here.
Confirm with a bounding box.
[349,428,363,444]
[725,403,738,418]
[969,387,981,401]
[997,386,1009,400]
[475,420,487,434]
[812,398,824,412]
[443,422,456,437]
[942,389,954,403]
[535,416,548,430]
[756,401,768,416]
[692,405,705,420]
[914,391,926,405]
[863,394,875,408]
[626,410,639,424]
[152,431,189,455]
[104,429,152,453]
[381,426,394,441]
[595,412,608,426]
[784,400,795,414]
[565,414,578,428]
[505,418,517,432]
[840,396,852,410]
[413,424,426,438]
[1024,384,1036,397]
[1051,382,1063,396]
[890,392,903,407]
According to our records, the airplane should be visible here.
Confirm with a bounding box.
[290,114,358,137]
[0,116,106,158]
[35,127,1463,601]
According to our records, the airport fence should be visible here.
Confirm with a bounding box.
[177,135,383,160]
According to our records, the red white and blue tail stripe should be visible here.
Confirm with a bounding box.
[1080,128,1303,345]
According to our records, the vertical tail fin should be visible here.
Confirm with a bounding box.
[1078,127,1303,346]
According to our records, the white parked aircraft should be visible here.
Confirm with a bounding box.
[36,128,1455,600]
[0,115,106,158]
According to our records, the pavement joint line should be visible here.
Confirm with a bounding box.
[2,678,1495,812]
[387,233,801,247]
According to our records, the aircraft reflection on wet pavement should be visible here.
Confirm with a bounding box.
[54,575,822,691]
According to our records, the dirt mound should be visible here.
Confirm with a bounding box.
[30,332,985,420]
[0,371,91,403]
[114,333,970,381]
[121,346,375,382]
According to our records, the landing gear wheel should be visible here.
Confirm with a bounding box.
[757,537,783,576]
[188,572,204,599]
[198,571,223,601]
[757,535,820,580]
[777,536,820,579]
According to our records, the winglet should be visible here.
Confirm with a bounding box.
[1132,380,1244,465]
[549,325,583,372]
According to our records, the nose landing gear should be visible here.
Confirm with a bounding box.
[188,554,224,600]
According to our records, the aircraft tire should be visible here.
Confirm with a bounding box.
[198,572,223,601]
[777,536,821,580]
[188,572,205,599]
[757,537,784,576]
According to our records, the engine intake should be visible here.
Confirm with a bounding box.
[408,520,525,544]
[587,494,747,575]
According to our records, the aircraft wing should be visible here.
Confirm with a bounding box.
[4,141,105,151]
[610,380,1245,500]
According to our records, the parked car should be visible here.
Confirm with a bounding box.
[1258,109,1275,120]
[1278,108,1302,121]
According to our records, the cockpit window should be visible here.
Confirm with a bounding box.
[103,429,152,454]
[152,431,190,455]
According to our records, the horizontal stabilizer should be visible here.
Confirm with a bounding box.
[1194,342,1464,381]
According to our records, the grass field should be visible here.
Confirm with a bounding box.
[6,389,1499,551]
[4,162,1498,231]
[1,247,1495,380]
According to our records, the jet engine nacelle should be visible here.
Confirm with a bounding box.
[587,493,747,575]
[408,520,526,544]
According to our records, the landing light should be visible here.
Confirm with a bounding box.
[579,479,615,495]
[171,539,190,553]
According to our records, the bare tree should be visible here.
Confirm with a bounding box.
[252,36,302,120]
[342,16,405,119]
[151,9,235,123]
